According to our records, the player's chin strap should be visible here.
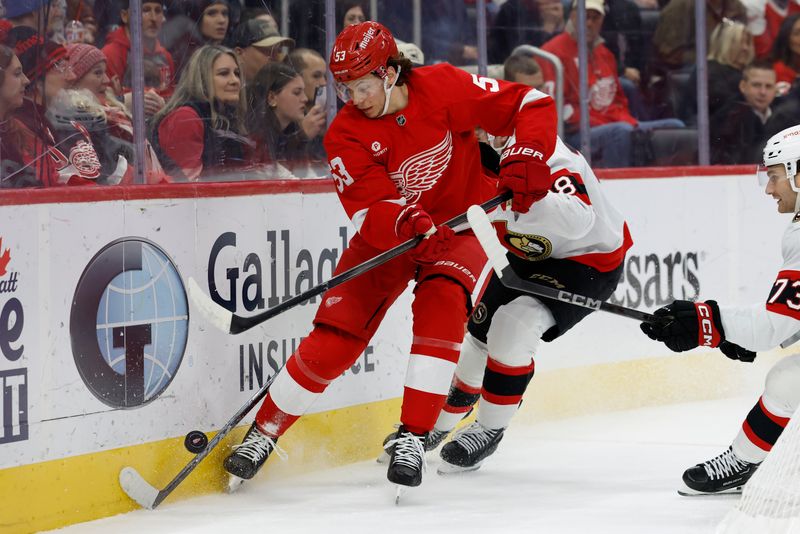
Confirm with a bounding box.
[378,65,402,118]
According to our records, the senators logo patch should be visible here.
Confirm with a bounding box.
[472,302,488,324]
[503,229,553,261]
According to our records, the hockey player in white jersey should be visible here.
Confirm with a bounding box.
[641,124,800,495]
[403,134,634,473]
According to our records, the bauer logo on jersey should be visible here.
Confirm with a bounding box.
[70,238,189,408]
[388,131,453,203]
[499,224,553,261]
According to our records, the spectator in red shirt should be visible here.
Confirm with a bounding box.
[151,44,251,181]
[771,13,800,96]
[540,0,683,167]
[101,0,173,118]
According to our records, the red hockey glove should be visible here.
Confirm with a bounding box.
[498,143,551,213]
[395,204,454,264]
[640,300,725,352]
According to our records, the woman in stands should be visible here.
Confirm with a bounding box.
[246,62,323,178]
[0,45,59,188]
[7,27,103,187]
[62,43,168,184]
[684,19,754,124]
[168,0,233,81]
[151,44,251,181]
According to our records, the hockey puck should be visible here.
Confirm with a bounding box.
[184,430,208,454]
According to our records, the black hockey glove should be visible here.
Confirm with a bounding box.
[718,341,757,363]
[640,300,725,353]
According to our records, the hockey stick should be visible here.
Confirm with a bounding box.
[190,191,513,335]
[466,205,655,322]
[119,193,512,510]
[120,371,279,509]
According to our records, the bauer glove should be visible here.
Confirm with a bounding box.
[395,203,454,265]
[640,300,725,352]
[498,143,551,213]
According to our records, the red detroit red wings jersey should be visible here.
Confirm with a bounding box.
[720,221,800,351]
[323,63,557,250]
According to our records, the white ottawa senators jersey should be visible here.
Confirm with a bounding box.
[323,63,557,251]
[721,218,800,351]
[491,136,633,272]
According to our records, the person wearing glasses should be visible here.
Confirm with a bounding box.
[224,20,560,493]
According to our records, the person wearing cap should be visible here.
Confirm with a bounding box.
[3,0,58,31]
[102,0,174,113]
[223,20,562,493]
[539,0,683,167]
[232,18,294,86]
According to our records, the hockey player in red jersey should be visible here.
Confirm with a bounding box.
[408,132,633,473]
[223,20,559,489]
[641,124,800,495]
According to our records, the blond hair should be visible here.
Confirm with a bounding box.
[152,44,246,134]
[707,19,754,68]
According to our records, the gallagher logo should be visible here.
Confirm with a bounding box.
[70,238,189,408]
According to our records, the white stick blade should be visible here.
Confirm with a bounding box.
[119,466,159,510]
[187,276,232,333]
[467,205,510,275]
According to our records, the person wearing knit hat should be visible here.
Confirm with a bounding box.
[65,43,108,94]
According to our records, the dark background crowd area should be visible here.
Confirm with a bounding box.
[1,0,799,189]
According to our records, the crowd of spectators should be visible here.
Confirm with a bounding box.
[4,0,800,187]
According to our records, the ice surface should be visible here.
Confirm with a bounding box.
[52,396,758,534]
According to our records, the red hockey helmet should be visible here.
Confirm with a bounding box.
[329,21,399,83]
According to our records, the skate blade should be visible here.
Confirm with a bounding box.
[436,460,482,475]
[677,482,743,497]
[225,474,246,494]
[394,485,405,505]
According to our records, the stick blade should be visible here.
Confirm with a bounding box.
[120,466,159,510]
[466,205,510,275]
[187,276,233,333]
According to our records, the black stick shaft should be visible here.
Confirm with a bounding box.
[230,191,512,333]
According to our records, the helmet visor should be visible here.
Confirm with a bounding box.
[757,164,769,186]
[335,77,384,104]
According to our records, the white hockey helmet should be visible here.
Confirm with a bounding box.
[761,125,800,186]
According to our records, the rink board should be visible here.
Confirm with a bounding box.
[0,171,791,532]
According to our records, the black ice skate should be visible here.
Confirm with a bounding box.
[386,426,427,489]
[224,423,283,486]
[678,446,759,496]
[377,427,449,464]
[438,421,504,474]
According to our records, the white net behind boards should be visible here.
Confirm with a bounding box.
[717,407,800,534]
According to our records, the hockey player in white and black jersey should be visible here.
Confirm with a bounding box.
[641,124,800,496]
[392,134,634,473]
